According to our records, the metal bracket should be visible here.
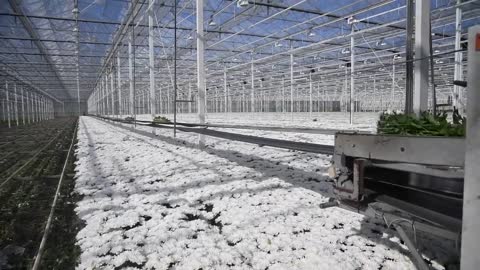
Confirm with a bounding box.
[352,158,367,201]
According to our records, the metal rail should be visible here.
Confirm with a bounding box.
[99,116,335,155]
[108,116,353,135]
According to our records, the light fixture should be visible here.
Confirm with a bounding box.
[274,41,283,47]
[341,48,350,54]
[187,35,193,40]
[237,0,249,8]
[376,38,386,46]
[393,54,401,60]
[307,29,315,37]
[435,59,444,64]
[434,49,440,53]
[208,16,216,26]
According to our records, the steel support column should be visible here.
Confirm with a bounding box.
[6,81,10,128]
[197,0,206,146]
[290,53,294,116]
[453,0,463,109]
[405,0,414,114]
[392,57,396,109]
[224,69,227,113]
[128,31,135,117]
[461,25,480,270]
[21,86,25,124]
[413,0,430,115]
[251,60,255,113]
[27,91,30,123]
[309,72,313,117]
[110,70,115,117]
[350,25,355,124]
[149,0,156,118]
[14,83,18,126]
[117,55,122,117]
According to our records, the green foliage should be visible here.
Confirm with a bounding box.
[153,115,171,124]
[377,109,466,137]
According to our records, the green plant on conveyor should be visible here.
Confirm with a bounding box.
[377,108,466,137]
[153,115,172,124]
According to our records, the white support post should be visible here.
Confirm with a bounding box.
[1,98,4,122]
[309,72,313,118]
[37,94,40,121]
[27,91,30,123]
[323,86,326,112]
[40,96,43,121]
[224,69,227,113]
[197,0,206,146]
[110,70,115,117]
[453,0,463,109]
[373,76,376,112]
[105,75,110,115]
[251,60,255,113]
[40,95,43,121]
[6,81,11,128]
[461,25,480,270]
[282,78,285,113]
[350,25,355,124]
[413,0,430,115]
[189,82,192,114]
[117,55,122,117]
[392,57,396,109]
[14,83,18,126]
[38,96,45,121]
[21,87,25,124]
[290,53,294,116]
[33,93,37,122]
[149,0,156,118]
[129,32,135,117]
[142,90,145,115]
[43,97,46,120]
[36,94,39,121]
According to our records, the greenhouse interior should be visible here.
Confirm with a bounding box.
[0,0,479,269]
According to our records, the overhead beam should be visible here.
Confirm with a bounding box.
[7,0,70,99]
